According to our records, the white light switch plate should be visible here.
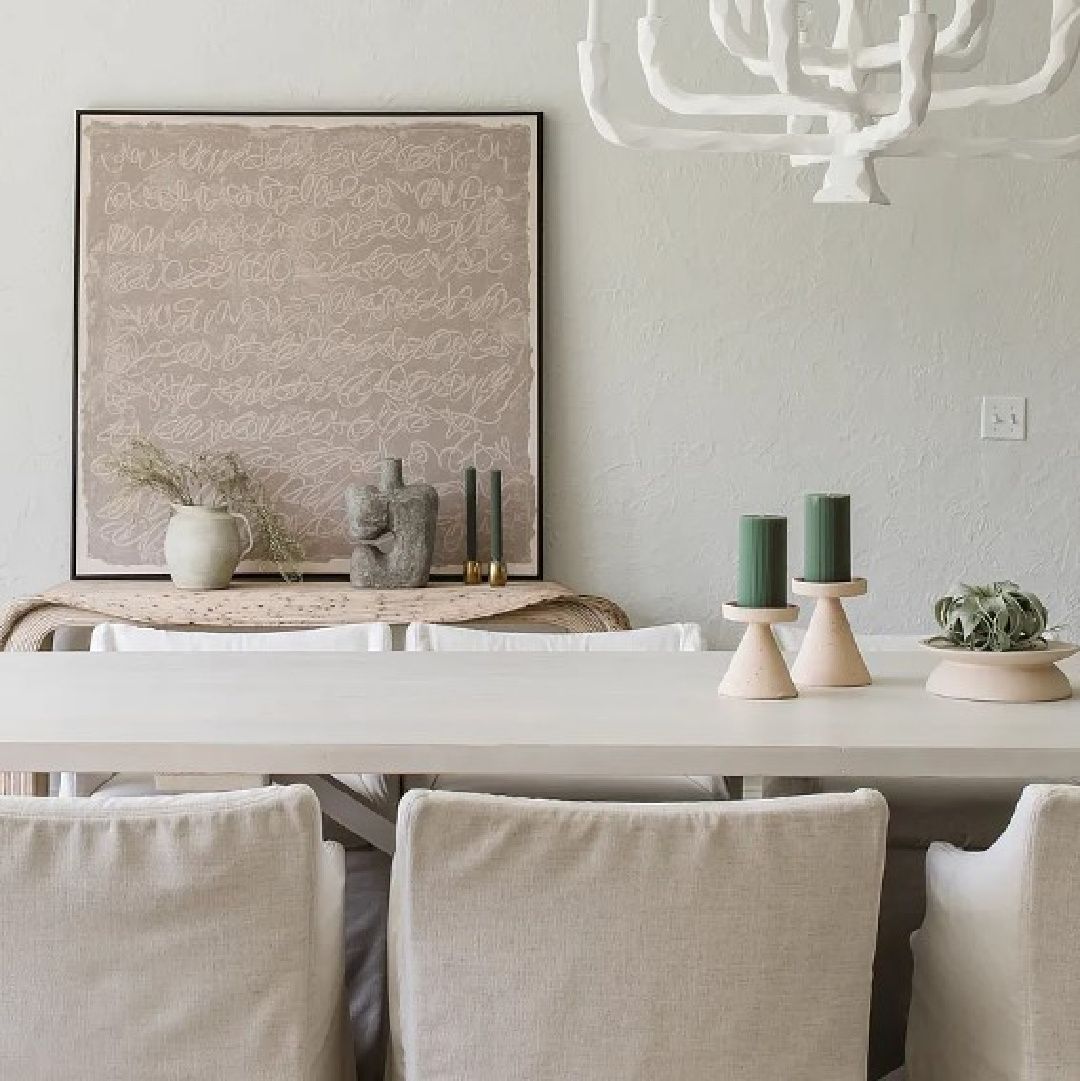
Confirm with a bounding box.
[981,396,1027,441]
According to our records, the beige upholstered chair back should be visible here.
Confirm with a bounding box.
[0,786,351,1081]
[906,784,1080,1081]
[388,789,888,1081]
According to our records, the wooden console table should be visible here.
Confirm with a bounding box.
[0,580,630,795]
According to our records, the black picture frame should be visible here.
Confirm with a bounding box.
[71,109,544,582]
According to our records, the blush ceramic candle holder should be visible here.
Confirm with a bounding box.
[790,577,871,688]
[719,603,800,700]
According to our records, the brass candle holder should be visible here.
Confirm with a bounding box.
[719,603,800,700]
[488,560,508,588]
[463,560,482,585]
[790,577,871,688]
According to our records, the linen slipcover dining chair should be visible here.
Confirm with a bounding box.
[903,784,1080,1081]
[0,785,351,1081]
[766,631,1027,1080]
[61,621,397,854]
[386,788,888,1081]
[403,621,734,800]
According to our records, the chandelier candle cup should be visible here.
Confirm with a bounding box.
[737,515,789,609]
[804,494,851,584]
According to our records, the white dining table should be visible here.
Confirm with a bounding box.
[1,650,1079,780]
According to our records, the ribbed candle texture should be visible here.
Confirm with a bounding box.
[489,470,503,563]
[464,467,477,561]
[737,515,788,608]
[804,493,852,583]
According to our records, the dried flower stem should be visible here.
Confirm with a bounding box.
[111,437,305,581]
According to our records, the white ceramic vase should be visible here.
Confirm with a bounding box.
[164,504,254,591]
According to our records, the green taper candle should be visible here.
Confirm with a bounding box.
[490,470,503,563]
[737,515,788,608]
[804,493,852,583]
[465,467,478,561]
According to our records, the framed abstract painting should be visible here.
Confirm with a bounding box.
[73,110,542,579]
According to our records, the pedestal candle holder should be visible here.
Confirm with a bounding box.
[463,561,482,585]
[719,603,800,700]
[790,577,871,688]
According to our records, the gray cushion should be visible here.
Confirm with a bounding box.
[344,849,391,1081]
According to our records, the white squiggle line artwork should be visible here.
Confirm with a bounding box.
[76,114,540,575]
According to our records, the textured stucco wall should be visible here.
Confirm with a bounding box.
[1,1,1078,644]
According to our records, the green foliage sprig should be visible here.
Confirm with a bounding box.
[111,437,305,582]
[932,581,1050,652]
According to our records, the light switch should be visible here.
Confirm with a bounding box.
[980,396,1026,441]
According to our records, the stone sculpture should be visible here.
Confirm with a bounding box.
[346,459,439,589]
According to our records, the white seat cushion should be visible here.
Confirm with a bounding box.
[405,621,703,652]
[403,621,725,800]
[388,789,888,1081]
[90,621,393,652]
[0,786,349,1081]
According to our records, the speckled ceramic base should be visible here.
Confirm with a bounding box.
[719,603,800,700]
[791,578,871,688]
[922,641,1079,703]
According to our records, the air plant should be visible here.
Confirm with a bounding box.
[111,437,305,582]
[932,581,1051,652]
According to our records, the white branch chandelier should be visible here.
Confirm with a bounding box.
[579,0,1080,204]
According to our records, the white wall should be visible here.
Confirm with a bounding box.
[1,0,1078,644]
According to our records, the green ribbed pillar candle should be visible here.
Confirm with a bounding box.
[804,494,852,583]
[489,470,503,563]
[464,467,478,561]
[737,515,788,608]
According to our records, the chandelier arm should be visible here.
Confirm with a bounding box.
[858,0,990,70]
[709,0,765,61]
[638,16,857,116]
[765,0,849,104]
[935,0,990,52]
[709,0,845,78]
[845,12,937,157]
[641,0,1037,118]
[832,0,865,81]
[710,0,989,76]
[579,41,842,155]
[927,0,1080,111]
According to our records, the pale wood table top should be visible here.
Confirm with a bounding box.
[1,651,1079,779]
